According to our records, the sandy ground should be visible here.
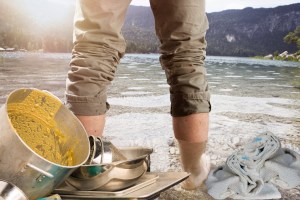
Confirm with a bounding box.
[105,94,300,200]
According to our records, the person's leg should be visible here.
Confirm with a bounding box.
[175,114,210,189]
[150,0,211,189]
[66,0,132,136]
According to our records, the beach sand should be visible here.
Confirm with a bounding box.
[105,94,300,199]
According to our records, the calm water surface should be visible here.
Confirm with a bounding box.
[0,52,299,104]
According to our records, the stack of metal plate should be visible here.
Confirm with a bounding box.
[55,172,189,200]
[65,146,153,191]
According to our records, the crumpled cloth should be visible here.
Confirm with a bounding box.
[206,132,300,199]
[262,148,300,189]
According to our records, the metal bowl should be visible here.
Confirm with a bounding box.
[86,136,127,165]
[65,147,153,191]
[0,180,28,200]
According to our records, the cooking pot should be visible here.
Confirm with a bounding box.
[0,88,90,199]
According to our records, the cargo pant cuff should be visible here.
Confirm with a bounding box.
[170,92,211,117]
[65,94,109,116]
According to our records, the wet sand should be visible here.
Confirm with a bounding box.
[0,52,299,199]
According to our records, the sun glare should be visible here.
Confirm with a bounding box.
[14,0,74,28]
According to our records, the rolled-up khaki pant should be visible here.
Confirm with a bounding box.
[66,0,211,117]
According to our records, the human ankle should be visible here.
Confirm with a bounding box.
[181,154,210,190]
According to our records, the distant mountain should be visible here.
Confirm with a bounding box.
[123,3,300,56]
[123,6,159,53]
[206,4,300,56]
[0,1,299,56]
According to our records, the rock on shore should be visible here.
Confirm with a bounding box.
[264,51,300,62]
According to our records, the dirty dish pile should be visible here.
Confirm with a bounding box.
[66,137,153,191]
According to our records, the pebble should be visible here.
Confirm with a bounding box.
[170,147,176,155]
[167,138,175,146]
[231,137,240,146]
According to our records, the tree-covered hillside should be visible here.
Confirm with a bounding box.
[206,5,300,56]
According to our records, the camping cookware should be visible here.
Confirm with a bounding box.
[0,88,90,199]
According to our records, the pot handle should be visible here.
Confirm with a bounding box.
[26,163,54,178]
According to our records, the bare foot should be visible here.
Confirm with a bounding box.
[181,154,211,190]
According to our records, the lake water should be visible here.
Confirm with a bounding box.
[0,52,299,172]
[1,52,299,103]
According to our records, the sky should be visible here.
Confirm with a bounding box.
[12,0,299,27]
[130,0,300,13]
